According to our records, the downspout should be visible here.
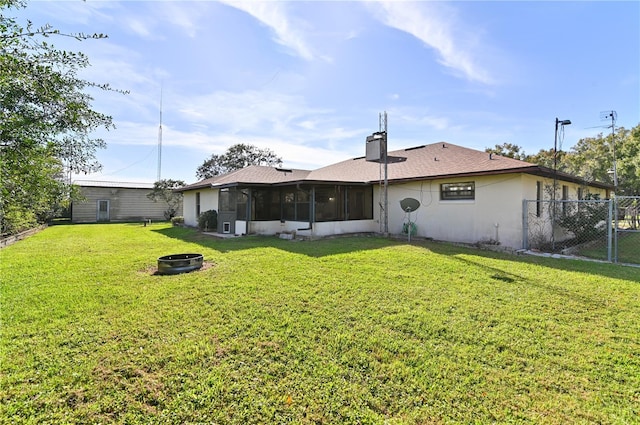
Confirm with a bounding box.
[297,186,314,231]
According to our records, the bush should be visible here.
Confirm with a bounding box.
[163,207,178,220]
[171,216,184,226]
[198,210,218,232]
[557,195,608,242]
[1,206,38,236]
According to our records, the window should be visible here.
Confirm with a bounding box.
[441,182,475,201]
[195,192,201,217]
[577,187,584,200]
[536,181,542,217]
[562,185,569,215]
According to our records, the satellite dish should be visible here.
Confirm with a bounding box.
[400,198,420,212]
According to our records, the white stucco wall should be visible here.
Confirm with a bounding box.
[381,174,609,250]
[381,174,528,249]
[180,175,607,246]
[182,188,218,227]
[243,220,377,237]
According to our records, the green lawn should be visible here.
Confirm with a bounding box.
[1,224,639,424]
[577,231,640,265]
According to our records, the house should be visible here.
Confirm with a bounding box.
[177,142,611,249]
[71,181,182,223]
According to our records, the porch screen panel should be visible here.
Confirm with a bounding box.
[236,190,248,220]
[296,189,310,222]
[219,188,236,212]
[347,186,373,220]
[252,188,280,221]
[282,190,295,221]
[315,186,344,222]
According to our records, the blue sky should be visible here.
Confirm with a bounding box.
[15,1,640,184]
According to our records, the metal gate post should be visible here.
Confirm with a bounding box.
[607,199,613,262]
[522,199,529,250]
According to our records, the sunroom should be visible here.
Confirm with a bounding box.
[214,183,375,237]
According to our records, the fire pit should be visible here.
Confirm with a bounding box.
[157,253,203,275]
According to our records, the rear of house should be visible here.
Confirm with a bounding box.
[177,143,611,249]
[72,181,179,223]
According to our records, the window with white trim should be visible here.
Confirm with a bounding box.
[440,182,475,201]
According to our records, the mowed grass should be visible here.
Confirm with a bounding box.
[1,224,639,424]
[577,232,640,265]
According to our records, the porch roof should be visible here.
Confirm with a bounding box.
[177,166,311,191]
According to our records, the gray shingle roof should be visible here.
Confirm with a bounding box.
[306,142,538,183]
[178,142,612,190]
[178,166,311,191]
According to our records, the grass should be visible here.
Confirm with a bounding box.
[1,223,639,424]
[577,231,640,265]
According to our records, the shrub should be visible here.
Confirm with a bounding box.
[1,206,38,236]
[163,207,178,220]
[557,195,608,242]
[198,210,218,232]
[171,216,184,226]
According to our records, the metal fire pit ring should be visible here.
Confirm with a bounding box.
[157,253,203,275]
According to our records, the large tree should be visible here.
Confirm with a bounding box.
[196,143,283,180]
[1,0,119,235]
[484,123,640,195]
[564,125,640,195]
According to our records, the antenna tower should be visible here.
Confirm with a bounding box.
[600,110,617,190]
[157,86,163,182]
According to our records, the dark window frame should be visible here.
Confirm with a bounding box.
[440,182,475,201]
[536,181,542,217]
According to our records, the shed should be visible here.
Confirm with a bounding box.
[71,181,180,223]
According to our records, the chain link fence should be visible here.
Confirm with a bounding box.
[613,196,640,265]
[523,197,640,266]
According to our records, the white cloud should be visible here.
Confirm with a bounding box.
[176,90,330,134]
[155,2,206,39]
[368,1,494,85]
[219,1,316,61]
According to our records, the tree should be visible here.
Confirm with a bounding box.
[563,125,639,195]
[196,143,283,180]
[147,179,185,220]
[1,0,121,235]
[524,148,557,169]
[612,125,640,195]
[485,143,527,160]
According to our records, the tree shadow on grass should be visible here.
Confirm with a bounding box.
[447,254,625,308]
[424,241,640,284]
[153,226,640,282]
